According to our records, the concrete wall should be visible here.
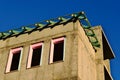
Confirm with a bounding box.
[0,21,112,80]
[0,22,79,80]
[77,21,96,80]
[93,26,113,80]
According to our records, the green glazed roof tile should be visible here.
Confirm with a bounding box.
[35,23,45,29]
[9,30,22,34]
[0,32,11,39]
[89,36,98,43]
[58,17,71,23]
[22,26,34,32]
[85,29,95,36]
[91,42,100,47]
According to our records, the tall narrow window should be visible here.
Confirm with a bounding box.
[6,47,22,73]
[27,42,43,68]
[49,37,65,63]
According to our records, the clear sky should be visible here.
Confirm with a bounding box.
[0,0,119,79]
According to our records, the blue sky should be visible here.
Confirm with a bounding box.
[0,0,119,79]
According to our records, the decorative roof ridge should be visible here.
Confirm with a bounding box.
[0,11,100,49]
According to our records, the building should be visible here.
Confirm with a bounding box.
[0,12,115,80]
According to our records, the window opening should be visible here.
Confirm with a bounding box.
[10,51,21,71]
[31,46,42,67]
[27,43,43,68]
[6,47,22,73]
[49,37,65,63]
[53,40,64,62]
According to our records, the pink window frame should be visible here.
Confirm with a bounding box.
[49,37,65,63]
[27,42,43,68]
[6,47,22,73]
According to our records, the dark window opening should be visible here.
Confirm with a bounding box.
[53,40,64,62]
[31,47,42,67]
[10,51,21,71]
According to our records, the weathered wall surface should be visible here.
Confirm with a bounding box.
[77,21,96,80]
[93,26,113,80]
[0,21,113,80]
[0,22,79,80]
[92,26,105,80]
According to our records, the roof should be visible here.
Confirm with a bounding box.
[0,11,100,48]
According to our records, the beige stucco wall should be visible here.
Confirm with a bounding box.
[0,22,79,80]
[0,21,112,80]
[77,22,96,80]
[93,26,113,80]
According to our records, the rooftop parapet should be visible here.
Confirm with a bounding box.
[0,11,100,48]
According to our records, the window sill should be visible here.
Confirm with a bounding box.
[5,70,19,74]
[26,65,41,69]
[49,60,64,65]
